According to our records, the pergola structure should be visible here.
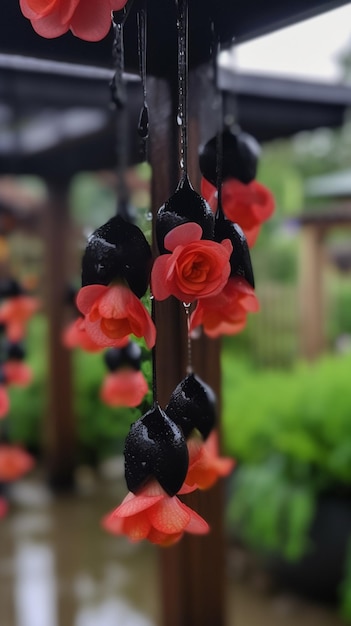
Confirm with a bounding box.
[1,2,350,626]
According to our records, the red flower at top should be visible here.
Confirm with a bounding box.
[102,480,209,547]
[152,223,232,303]
[77,284,156,349]
[20,0,127,42]
[202,178,275,247]
[0,296,40,342]
[189,276,259,339]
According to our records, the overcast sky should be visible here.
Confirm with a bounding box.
[220,4,351,83]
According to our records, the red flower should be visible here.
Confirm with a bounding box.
[0,386,10,419]
[101,369,149,407]
[0,296,40,341]
[0,445,34,481]
[201,178,275,247]
[152,223,232,302]
[77,284,156,349]
[190,277,259,338]
[3,361,33,386]
[184,430,235,491]
[102,480,209,546]
[62,316,104,352]
[19,0,127,42]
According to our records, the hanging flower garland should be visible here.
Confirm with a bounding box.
[18,0,275,545]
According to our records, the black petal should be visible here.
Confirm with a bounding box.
[199,128,261,186]
[104,342,142,372]
[156,174,214,254]
[166,373,217,440]
[124,402,189,497]
[81,215,152,298]
[215,216,255,288]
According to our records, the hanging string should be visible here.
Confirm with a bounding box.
[176,0,188,177]
[211,26,225,222]
[110,0,134,109]
[137,3,149,159]
[183,303,193,374]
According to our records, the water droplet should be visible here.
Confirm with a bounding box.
[146,211,153,221]
[149,294,154,300]
[179,158,184,170]
[183,302,191,309]
[177,115,182,126]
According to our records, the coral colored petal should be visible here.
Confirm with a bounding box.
[113,492,164,518]
[147,528,184,546]
[151,256,172,301]
[3,362,32,386]
[148,496,190,534]
[70,0,113,41]
[77,285,108,315]
[101,370,148,407]
[101,511,124,535]
[180,502,210,534]
[0,445,34,481]
[164,222,203,252]
[123,512,152,541]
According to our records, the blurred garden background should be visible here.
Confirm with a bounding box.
[2,2,351,626]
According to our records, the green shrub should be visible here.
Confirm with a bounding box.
[222,351,351,615]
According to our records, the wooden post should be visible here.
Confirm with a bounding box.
[299,225,325,359]
[149,68,226,626]
[43,177,75,490]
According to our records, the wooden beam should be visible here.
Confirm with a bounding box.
[43,178,75,490]
[149,68,226,626]
[299,225,325,359]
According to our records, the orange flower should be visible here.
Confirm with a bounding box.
[101,369,149,407]
[3,361,33,386]
[0,445,34,481]
[102,480,209,546]
[201,178,275,247]
[190,277,259,338]
[77,284,156,349]
[0,296,40,341]
[152,222,232,302]
[184,430,235,491]
[0,385,10,419]
[20,0,127,42]
[62,316,104,352]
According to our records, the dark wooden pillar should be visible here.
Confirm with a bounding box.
[299,225,325,359]
[149,68,226,626]
[43,177,75,490]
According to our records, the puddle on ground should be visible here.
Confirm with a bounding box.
[0,474,346,626]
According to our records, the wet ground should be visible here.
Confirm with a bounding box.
[0,469,347,626]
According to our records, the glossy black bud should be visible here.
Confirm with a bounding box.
[166,373,217,440]
[5,341,26,361]
[81,215,152,298]
[199,129,261,186]
[124,402,189,497]
[156,174,214,254]
[215,215,255,288]
[0,279,23,299]
[104,342,142,372]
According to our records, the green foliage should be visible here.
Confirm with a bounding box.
[223,351,351,569]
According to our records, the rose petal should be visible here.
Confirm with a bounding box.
[76,285,108,315]
[148,496,190,534]
[164,222,203,252]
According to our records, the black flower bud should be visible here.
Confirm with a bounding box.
[104,342,142,372]
[215,215,255,288]
[82,215,152,298]
[124,402,189,497]
[5,341,26,361]
[156,174,214,254]
[166,373,216,440]
[199,128,261,186]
